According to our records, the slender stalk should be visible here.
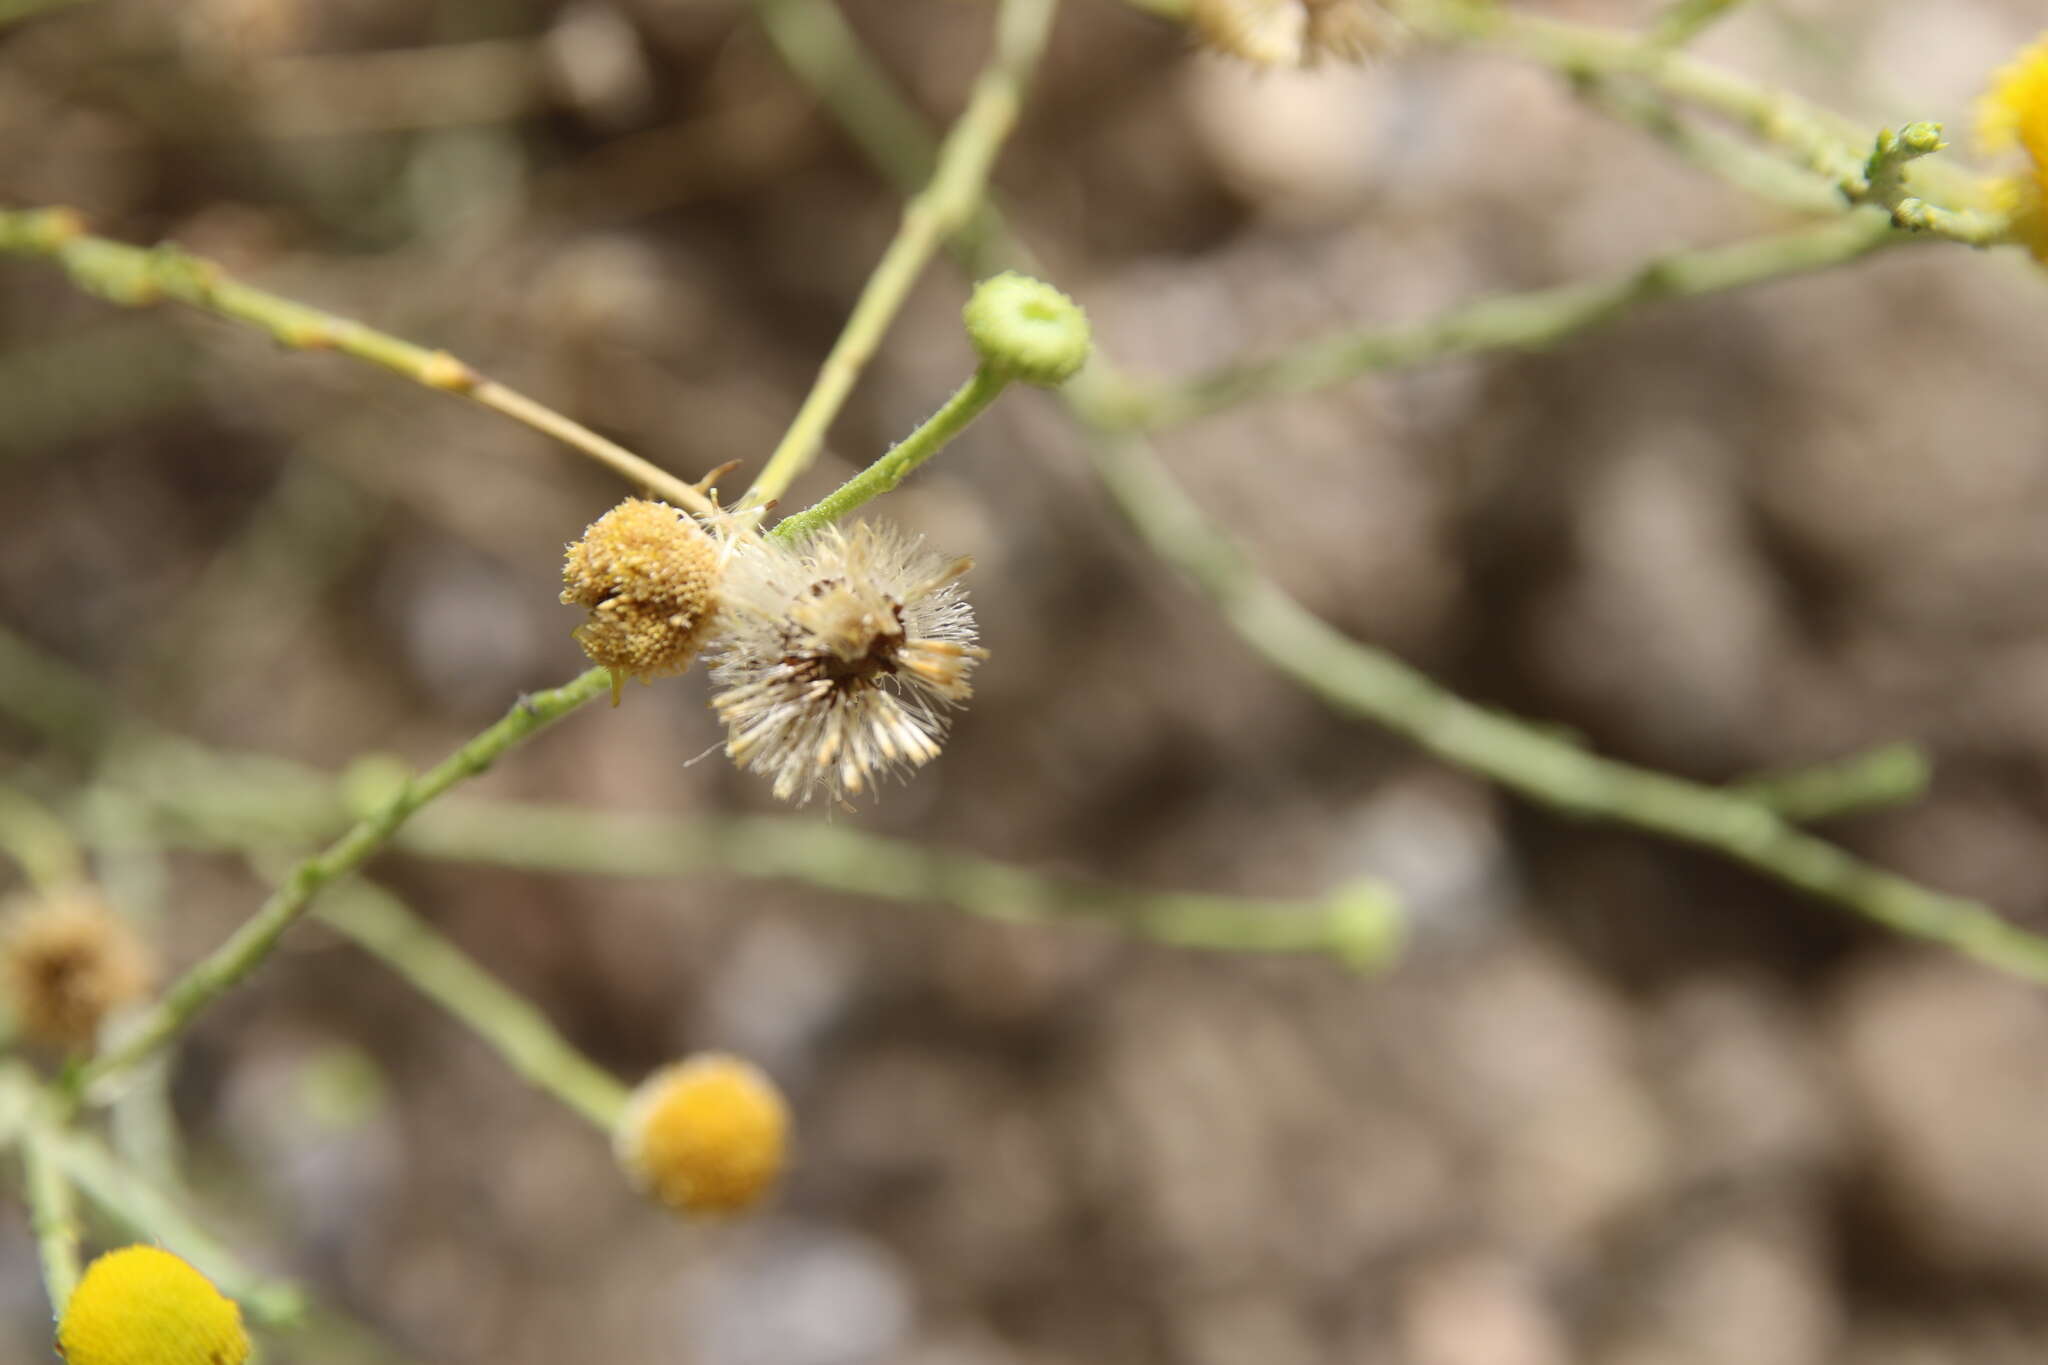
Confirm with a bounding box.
[1100,210,1909,429]
[0,0,93,23]
[316,884,630,1130]
[741,0,1061,508]
[1402,1,1987,212]
[82,779,1401,968]
[1649,0,1752,49]
[24,1122,82,1317]
[1728,741,1930,823]
[1085,424,2048,984]
[0,786,87,891]
[75,667,616,1099]
[768,366,1010,541]
[19,1082,305,1323]
[0,210,716,517]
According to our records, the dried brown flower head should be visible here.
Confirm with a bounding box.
[706,521,986,805]
[1190,0,1394,67]
[561,498,722,701]
[1,888,154,1050]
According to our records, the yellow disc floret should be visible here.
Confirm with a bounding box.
[57,1246,250,1365]
[614,1053,789,1216]
[1979,30,2048,260]
[560,498,723,701]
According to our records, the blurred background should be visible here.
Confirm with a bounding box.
[7,0,2048,1360]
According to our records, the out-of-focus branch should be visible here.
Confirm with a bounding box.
[0,1067,307,1323]
[315,883,629,1130]
[23,1119,81,1316]
[1100,211,1907,428]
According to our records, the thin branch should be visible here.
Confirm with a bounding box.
[74,667,616,1099]
[1098,210,1909,429]
[0,209,717,517]
[23,1120,82,1317]
[741,0,1062,507]
[0,1069,308,1324]
[315,883,630,1131]
[768,365,1011,541]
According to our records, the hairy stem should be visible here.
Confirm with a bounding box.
[769,366,1010,541]
[75,667,615,1098]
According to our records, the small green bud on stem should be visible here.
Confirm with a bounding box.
[963,272,1092,387]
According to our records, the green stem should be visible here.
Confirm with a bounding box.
[0,786,87,891]
[1097,210,1909,429]
[85,777,1400,968]
[1648,0,1750,49]
[742,0,1061,507]
[1728,741,1930,823]
[315,884,630,1130]
[5,1076,305,1324]
[1403,1,1988,213]
[0,210,716,516]
[24,1120,81,1317]
[0,0,93,24]
[1087,425,2048,984]
[75,667,615,1099]
[768,366,1010,541]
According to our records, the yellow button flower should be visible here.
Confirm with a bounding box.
[614,1053,789,1216]
[1980,30,2048,260]
[57,1246,250,1365]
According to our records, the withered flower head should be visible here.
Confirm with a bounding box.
[1190,0,1393,68]
[1,888,153,1051]
[561,498,722,701]
[706,520,987,805]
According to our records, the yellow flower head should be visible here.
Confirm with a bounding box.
[560,498,723,702]
[614,1053,789,1216]
[57,1246,250,1365]
[1979,30,2048,259]
[2,889,153,1051]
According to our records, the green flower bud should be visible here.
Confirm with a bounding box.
[962,272,1092,387]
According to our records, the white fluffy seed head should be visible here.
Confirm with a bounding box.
[705,521,987,806]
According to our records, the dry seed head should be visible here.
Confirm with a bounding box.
[561,498,723,697]
[1,888,153,1051]
[57,1245,251,1365]
[615,1053,790,1216]
[706,520,987,805]
[1189,0,1394,68]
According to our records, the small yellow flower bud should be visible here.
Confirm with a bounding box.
[57,1246,251,1365]
[1979,31,2048,262]
[614,1053,789,1216]
[962,272,1092,388]
[1,889,153,1051]
[560,498,723,700]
